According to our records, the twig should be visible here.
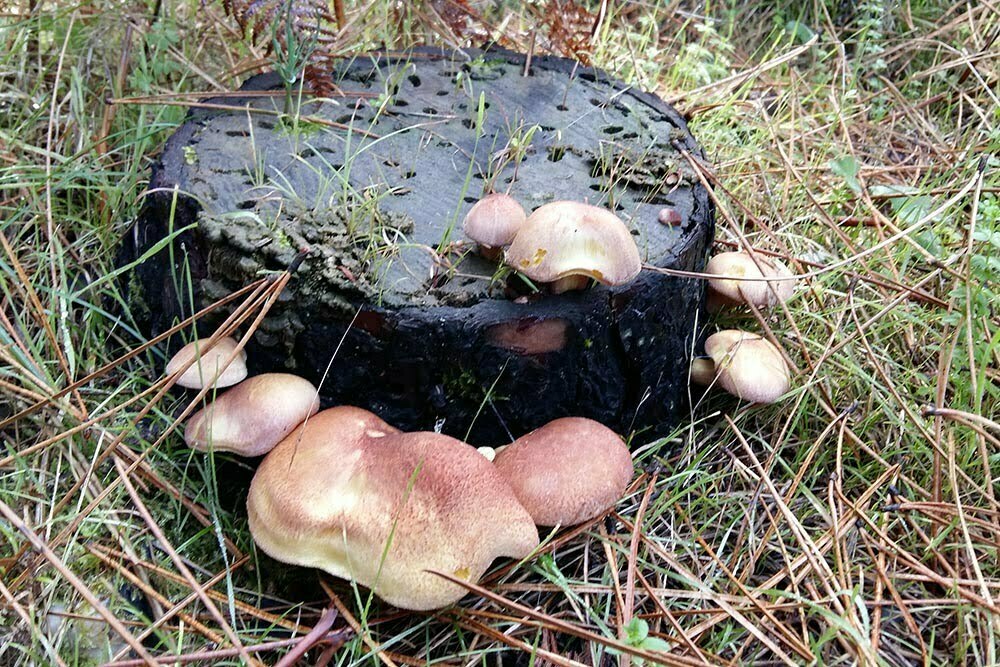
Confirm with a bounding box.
[274,607,340,667]
[103,631,352,667]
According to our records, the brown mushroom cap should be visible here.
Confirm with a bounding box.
[705,252,795,309]
[701,330,790,403]
[504,201,642,290]
[166,337,247,389]
[463,193,527,251]
[492,417,633,526]
[657,207,682,226]
[184,373,320,457]
[247,406,539,610]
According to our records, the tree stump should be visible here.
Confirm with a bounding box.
[123,46,714,445]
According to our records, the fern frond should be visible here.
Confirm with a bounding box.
[221,0,338,46]
[220,0,342,93]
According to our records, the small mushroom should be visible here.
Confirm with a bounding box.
[184,373,320,457]
[504,201,642,293]
[165,337,247,389]
[691,330,790,403]
[492,417,633,526]
[705,251,795,310]
[463,193,527,260]
[247,406,539,610]
[657,207,682,226]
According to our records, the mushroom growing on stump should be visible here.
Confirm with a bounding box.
[657,207,682,226]
[463,193,527,260]
[492,417,634,526]
[184,373,320,457]
[246,406,539,610]
[504,201,642,294]
[705,251,795,311]
[691,330,790,403]
[165,336,248,389]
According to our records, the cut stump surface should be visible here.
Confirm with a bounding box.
[124,46,714,444]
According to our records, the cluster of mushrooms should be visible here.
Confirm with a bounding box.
[163,198,796,610]
[693,251,797,403]
[166,339,633,610]
[463,192,796,403]
[463,194,641,293]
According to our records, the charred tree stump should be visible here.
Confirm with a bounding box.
[122,46,714,445]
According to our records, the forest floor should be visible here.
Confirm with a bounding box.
[0,1,998,665]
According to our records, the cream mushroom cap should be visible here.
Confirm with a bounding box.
[504,201,642,291]
[700,330,790,403]
[705,252,795,308]
[166,337,247,389]
[463,193,527,251]
[184,373,320,457]
[247,406,539,610]
[493,417,633,526]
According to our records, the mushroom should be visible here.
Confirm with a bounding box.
[247,406,539,610]
[492,417,633,526]
[463,193,527,260]
[657,207,682,226]
[691,330,790,403]
[504,201,642,293]
[165,336,247,389]
[184,373,320,457]
[704,251,795,310]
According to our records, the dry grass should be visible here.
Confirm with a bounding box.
[1,0,998,665]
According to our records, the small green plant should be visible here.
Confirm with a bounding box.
[852,0,891,119]
[269,2,318,121]
[620,618,671,663]
[488,119,541,190]
[829,154,861,193]
[671,19,734,87]
[870,184,934,225]
[435,91,489,252]
[944,193,1000,406]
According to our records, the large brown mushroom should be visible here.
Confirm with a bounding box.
[504,201,642,293]
[184,373,320,457]
[246,406,539,610]
[165,336,247,389]
[492,417,633,526]
[705,251,795,310]
[691,330,790,403]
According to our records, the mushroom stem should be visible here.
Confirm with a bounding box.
[705,290,730,313]
[690,357,716,386]
[478,245,503,262]
[550,275,590,294]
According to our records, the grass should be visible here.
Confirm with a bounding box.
[1,0,998,665]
